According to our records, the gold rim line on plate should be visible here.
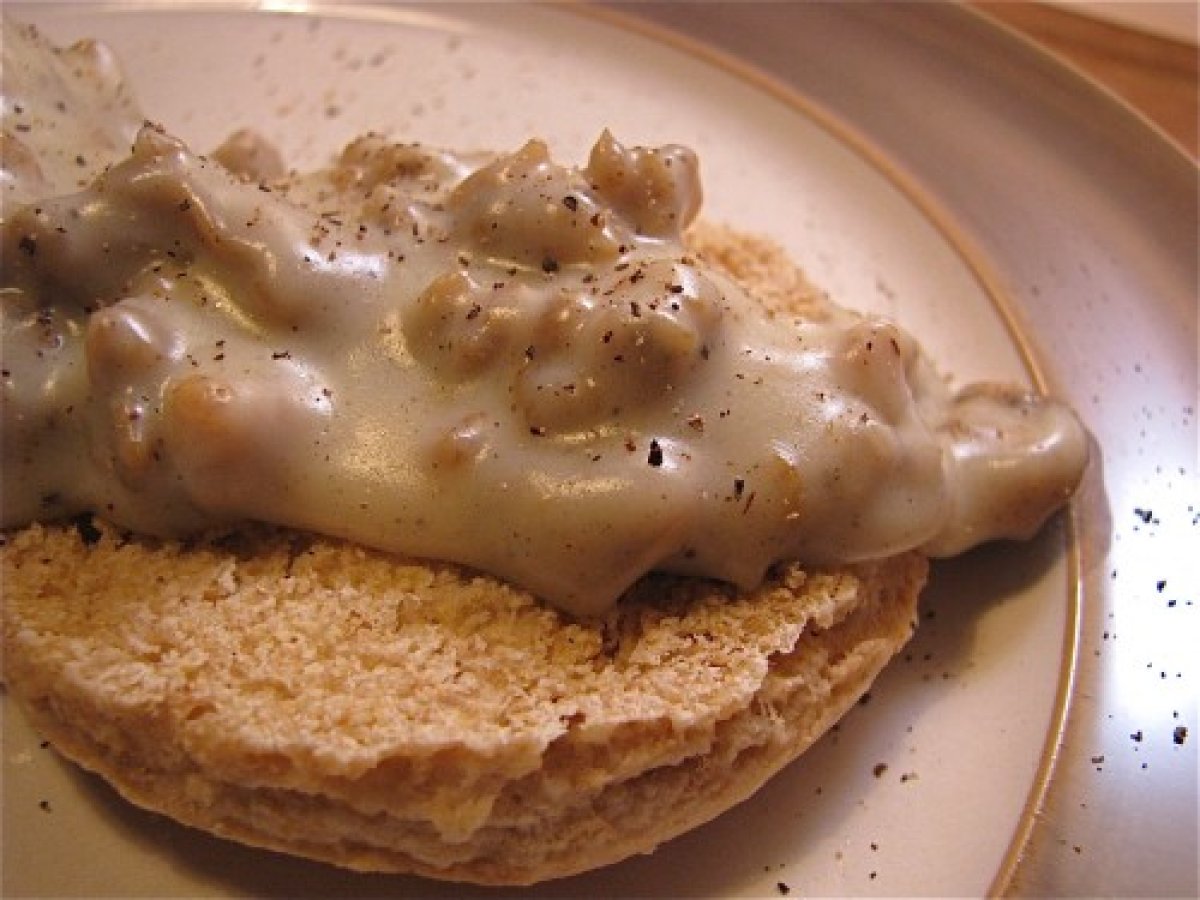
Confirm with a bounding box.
[569,3,1085,896]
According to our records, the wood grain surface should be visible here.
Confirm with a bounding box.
[976,2,1198,157]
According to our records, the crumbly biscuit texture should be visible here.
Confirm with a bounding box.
[2,521,922,884]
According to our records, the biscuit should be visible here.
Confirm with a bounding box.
[1,228,925,885]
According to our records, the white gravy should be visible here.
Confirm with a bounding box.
[0,22,1087,615]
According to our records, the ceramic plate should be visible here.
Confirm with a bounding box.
[2,3,1194,897]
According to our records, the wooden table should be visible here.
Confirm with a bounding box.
[976,2,1198,158]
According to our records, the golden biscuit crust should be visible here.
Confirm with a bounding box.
[2,520,922,884]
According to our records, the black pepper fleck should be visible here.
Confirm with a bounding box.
[71,514,103,546]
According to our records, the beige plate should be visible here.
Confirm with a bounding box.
[2,3,1195,897]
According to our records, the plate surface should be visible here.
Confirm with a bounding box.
[2,3,1193,897]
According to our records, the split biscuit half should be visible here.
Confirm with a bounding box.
[1,227,925,884]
